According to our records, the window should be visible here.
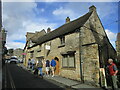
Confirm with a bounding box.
[62,55,68,67]
[62,53,75,68]
[60,36,65,45]
[69,54,75,67]
[30,52,34,58]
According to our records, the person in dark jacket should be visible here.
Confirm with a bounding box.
[50,58,56,77]
[45,60,50,76]
[107,59,118,89]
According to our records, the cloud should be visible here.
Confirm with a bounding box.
[53,7,75,17]
[24,21,56,32]
[105,29,117,48]
[3,2,57,49]
[53,7,74,16]
[6,41,25,49]
[105,29,117,40]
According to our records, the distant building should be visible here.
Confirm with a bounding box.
[116,33,120,60]
[8,49,14,57]
[24,5,116,87]
[13,48,23,60]
[23,29,46,65]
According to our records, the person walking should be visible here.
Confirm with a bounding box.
[36,59,43,78]
[45,60,50,76]
[107,59,118,90]
[28,59,31,70]
[31,58,35,70]
[50,58,56,77]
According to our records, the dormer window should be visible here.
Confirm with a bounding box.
[60,36,65,45]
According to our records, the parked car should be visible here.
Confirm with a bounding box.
[18,59,23,63]
[8,57,19,64]
[5,59,10,63]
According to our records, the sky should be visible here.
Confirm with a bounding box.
[2,0,119,49]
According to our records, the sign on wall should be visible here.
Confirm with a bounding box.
[45,45,50,50]
[100,68,107,88]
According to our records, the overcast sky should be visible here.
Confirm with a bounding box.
[2,0,119,49]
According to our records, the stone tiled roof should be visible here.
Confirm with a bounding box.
[32,11,92,47]
[30,30,46,43]
[117,33,120,41]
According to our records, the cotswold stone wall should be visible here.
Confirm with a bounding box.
[42,32,81,80]
[116,39,120,60]
[80,11,100,86]
[82,44,100,86]
[80,10,116,86]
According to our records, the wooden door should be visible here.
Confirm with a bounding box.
[55,60,59,75]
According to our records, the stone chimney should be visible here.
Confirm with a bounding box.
[89,5,96,12]
[66,17,70,23]
[47,28,51,33]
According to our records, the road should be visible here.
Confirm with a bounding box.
[3,64,65,89]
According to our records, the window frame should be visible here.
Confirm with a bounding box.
[60,36,65,45]
[62,53,75,68]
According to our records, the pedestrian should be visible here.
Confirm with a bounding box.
[31,58,35,70]
[36,59,43,78]
[45,60,50,76]
[28,59,31,69]
[34,64,39,77]
[50,58,56,77]
[107,58,118,89]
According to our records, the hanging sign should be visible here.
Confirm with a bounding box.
[100,68,107,88]
[45,45,50,50]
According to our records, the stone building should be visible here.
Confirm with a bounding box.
[23,30,46,66]
[24,5,116,86]
[8,49,14,56]
[13,48,23,60]
[116,33,120,60]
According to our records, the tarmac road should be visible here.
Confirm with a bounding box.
[6,64,65,89]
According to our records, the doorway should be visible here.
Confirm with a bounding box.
[54,57,59,75]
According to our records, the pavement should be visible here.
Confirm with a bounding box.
[18,63,103,89]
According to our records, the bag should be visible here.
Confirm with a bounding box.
[37,60,43,68]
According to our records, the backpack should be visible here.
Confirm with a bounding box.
[37,60,43,68]
[51,59,56,67]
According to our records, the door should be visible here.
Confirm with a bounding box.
[55,58,59,75]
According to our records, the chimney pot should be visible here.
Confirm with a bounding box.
[47,28,51,33]
[66,17,70,23]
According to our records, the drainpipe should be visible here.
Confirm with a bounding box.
[79,28,84,83]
